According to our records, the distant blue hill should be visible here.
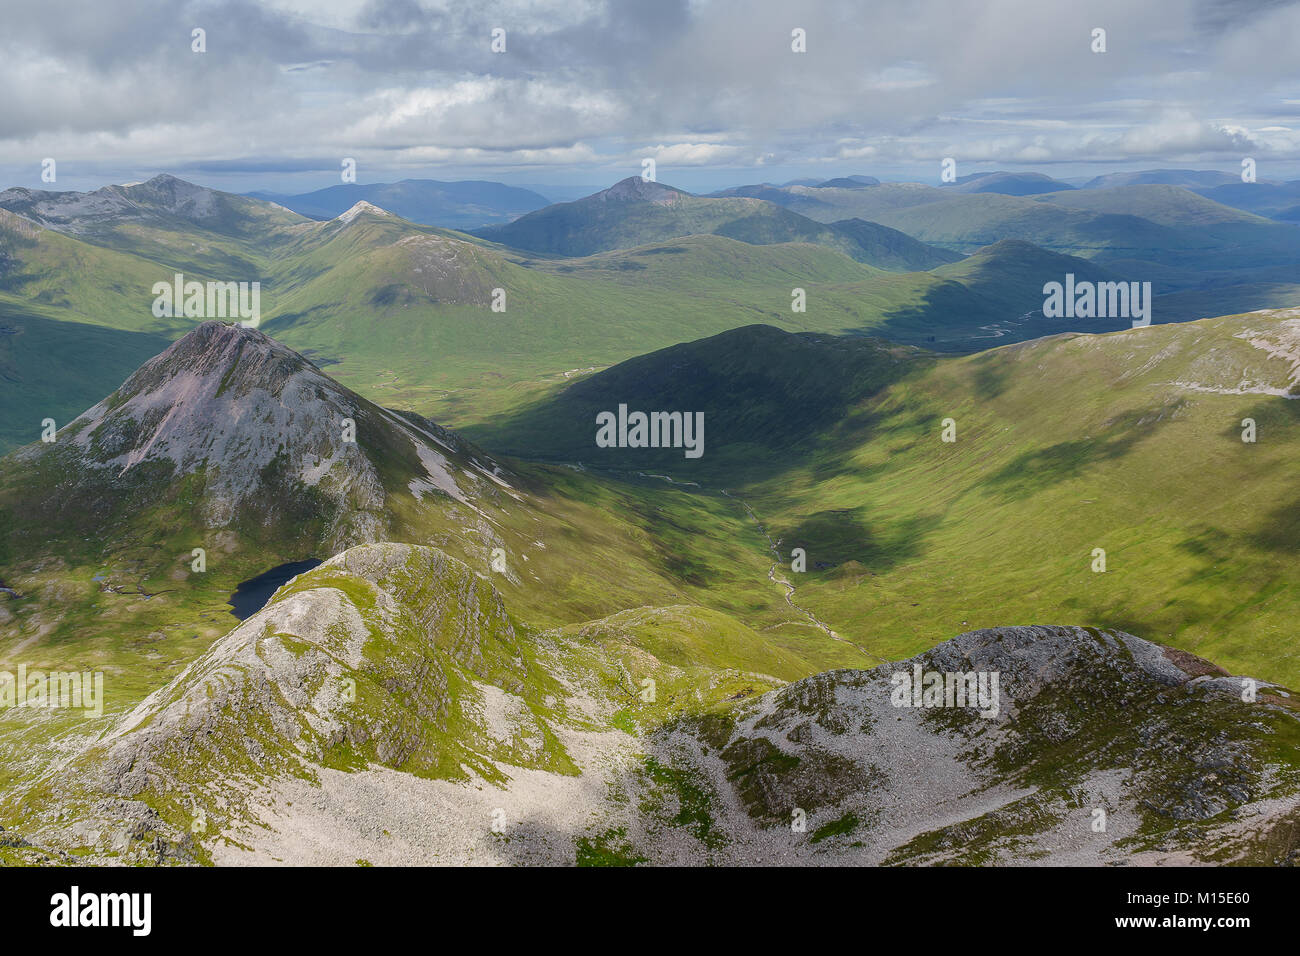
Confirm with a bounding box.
[247,179,550,230]
[1081,169,1241,189]
[944,171,1075,195]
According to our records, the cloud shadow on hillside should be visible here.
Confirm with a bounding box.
[979,404,1178,501]
[774,507,941,574]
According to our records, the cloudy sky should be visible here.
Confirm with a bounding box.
[2,0,1298,194]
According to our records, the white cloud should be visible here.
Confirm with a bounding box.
[1,0,1298,178]
[644,142,744,165]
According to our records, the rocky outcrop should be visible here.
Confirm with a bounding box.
[645,625,1300,864]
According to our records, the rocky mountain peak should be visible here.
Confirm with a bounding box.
[597,176,687,205]
[0,174,224,232]
[120,321,316,399]
[119,174,219,219]
[334,200,391,224]
[15,322,513,544]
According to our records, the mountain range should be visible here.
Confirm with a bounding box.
[5,170,1299,458]
[473,176,962,270]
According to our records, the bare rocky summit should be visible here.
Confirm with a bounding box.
[9,321,514,550]
[595,176,689,205]
[652,624,1299,864]
[0,174,302,236]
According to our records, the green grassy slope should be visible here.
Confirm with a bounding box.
[259,223,924,429]
[0,309,177,451]
[823,218,962,270]
[0,209,195,332]
[466,325,928,478]
[0,209,201,449]
[1033,184,1276,226]
[929,239,1126,314]
[474,180,780,256]
[768,310,1300,685]
[468,309,1300,687]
